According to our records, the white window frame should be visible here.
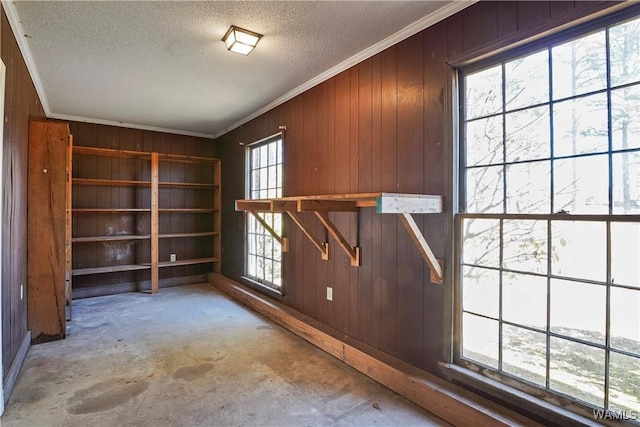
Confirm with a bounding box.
[454,9,640,423]
[244,133,284,290]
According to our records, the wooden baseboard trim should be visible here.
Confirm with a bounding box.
[3,331,31,404]
[208,273,541,427]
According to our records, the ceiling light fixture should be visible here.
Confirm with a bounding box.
[222,26,262,56]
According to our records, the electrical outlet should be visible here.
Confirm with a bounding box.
[170,253,177,262]
[326,287,333,301]
[20,284,24,300]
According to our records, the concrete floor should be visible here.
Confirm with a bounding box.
[2,283,450,427]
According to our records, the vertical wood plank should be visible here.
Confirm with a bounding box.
[151,153,159,293]
[379,46,398,354]
[27,121,69,342]
[370,53,383,348]
[396,34,425,366]
[357,59,373,343]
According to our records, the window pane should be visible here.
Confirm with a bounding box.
[551,279,606,345]
[552,31,607,100]
[505,107,550,162]
[506,160,550,214]
[553,93,609,157]
[551,221,606,281]
[259,145,268,167]
[612,151,640,215]
[609,352,640,413]
[503,325,546,386]
[554,155,609,214]
[466,166,504,214]
[462,266,499,318]
[247,254,256,276]
[610,287,640,355]
[611,84,640,151]
[466,116,503,166]
[549,337,605,407]
[462,218,500,267]
[503,272,547,329]
[503,220,547,274]
[466,65,503,120]
[611,222,640,288]
[505,50,549,110]
[462,312,499,369]
[610,16,640,87]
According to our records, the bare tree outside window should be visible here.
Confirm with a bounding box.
[246,136,283,288]
[459,15,640,414]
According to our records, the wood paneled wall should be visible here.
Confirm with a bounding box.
[1,7,46,380]
[69,121,216,297]
[215,1,621,374]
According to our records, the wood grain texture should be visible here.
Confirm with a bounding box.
[27,121,70,343]
[210,0,622,378]
[69,121,216,297]
[1,6,47,380]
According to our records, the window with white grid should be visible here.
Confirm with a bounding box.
[458,12,640,418]
[246,135,283,288]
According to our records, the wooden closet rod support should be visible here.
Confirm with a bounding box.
[248,210,289,252]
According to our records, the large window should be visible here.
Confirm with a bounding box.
[458,13,640,416]
[246,135,283,289]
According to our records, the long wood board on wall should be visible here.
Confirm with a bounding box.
[27,120,71,343]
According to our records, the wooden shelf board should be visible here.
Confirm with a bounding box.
[235,192,442,213]
[72,208,151,213]
[158,153,220,164]
[158,208,217,213]
[159,232,218,239]
[157,257,218,268]
[72,264,151,276]
[72,235,151,243]
[73,178,150,187]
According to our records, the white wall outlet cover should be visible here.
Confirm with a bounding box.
[326,287,333,301]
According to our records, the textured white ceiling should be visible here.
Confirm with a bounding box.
[9,1,470,138]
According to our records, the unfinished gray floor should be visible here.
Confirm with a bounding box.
[2,283,449,427]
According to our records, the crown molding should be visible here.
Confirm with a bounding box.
[2,0,475,140]
[212,0,477,138]
[49,113,216,139]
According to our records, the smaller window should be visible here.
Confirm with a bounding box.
[245,135,283,288]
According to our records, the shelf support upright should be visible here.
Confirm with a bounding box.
[151,152,159,293]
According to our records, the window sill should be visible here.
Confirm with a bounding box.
[439,362,615,427]
[240,276,284,302]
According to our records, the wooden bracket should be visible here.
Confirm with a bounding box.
[287,211,329,260]
[398,213,443,284]
[314,211,361,267]
[248,210,288,252]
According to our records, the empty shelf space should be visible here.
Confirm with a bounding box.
[159,182,218,189]
[72,208,151,213]
[72,264,151,276]
[73,178,150,187]
[72,235,151,243]
[72,146,152,159]
[157,257,218,268]
[160,232,218,239]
